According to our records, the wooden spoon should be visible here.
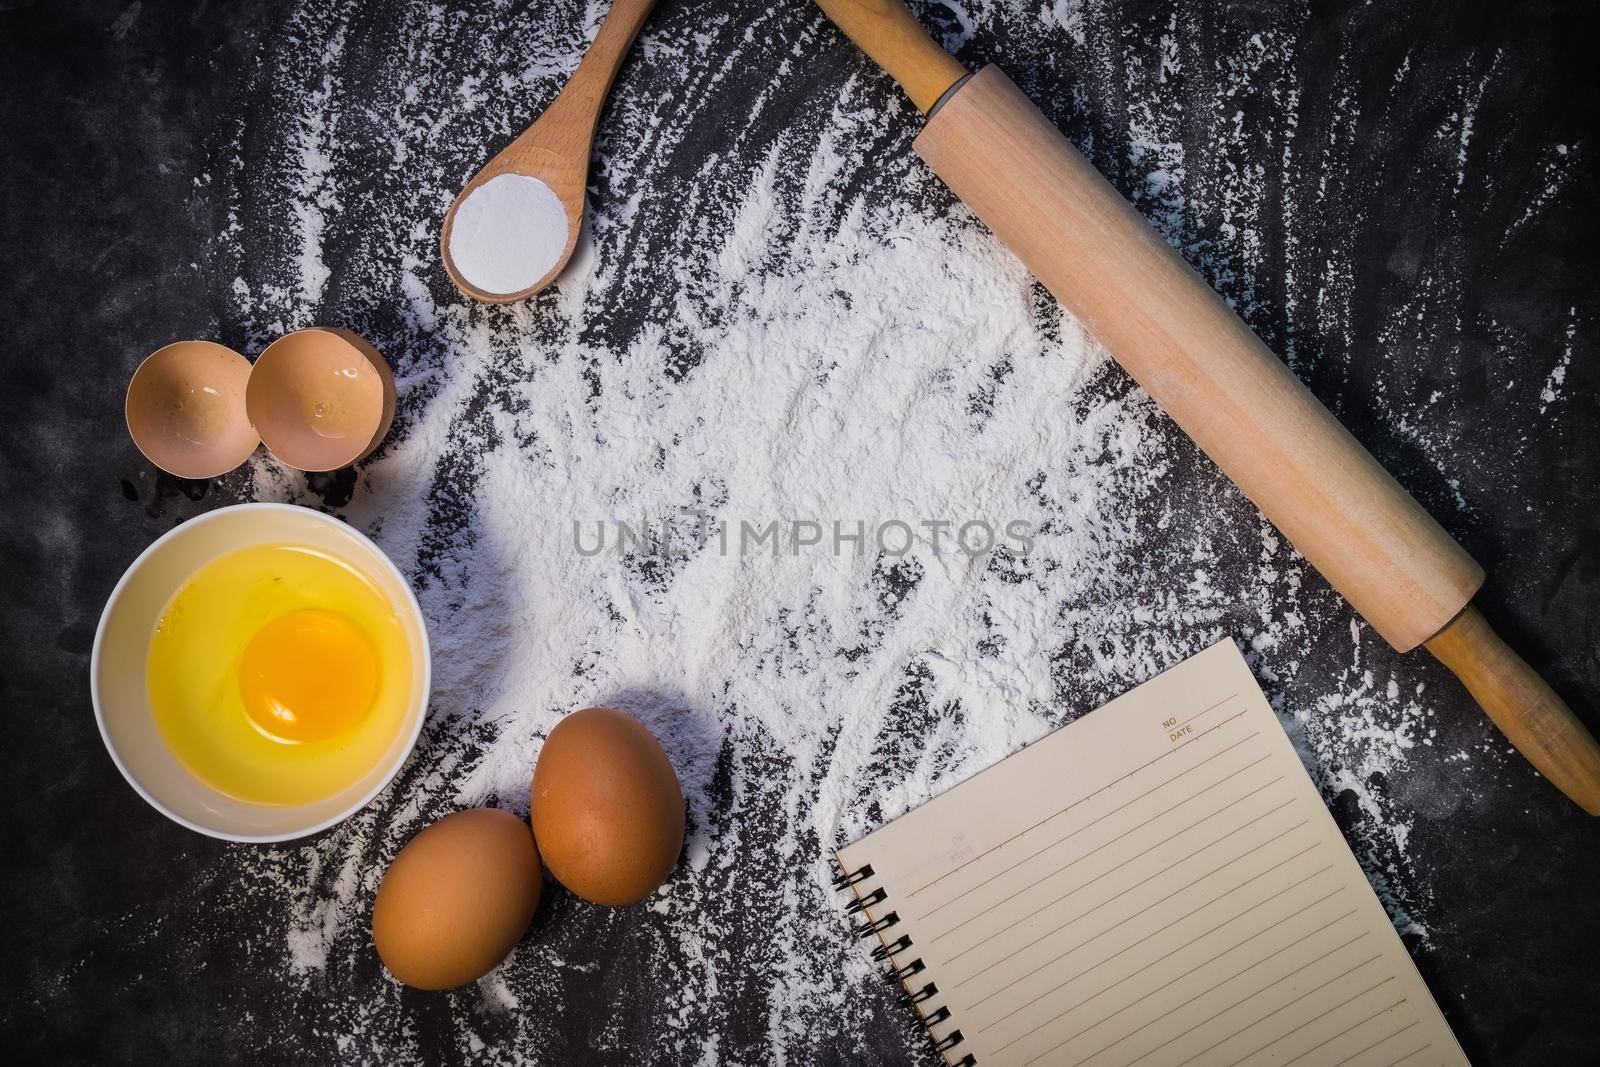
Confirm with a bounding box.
[440,0,657,304]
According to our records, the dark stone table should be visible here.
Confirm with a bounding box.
[2,1,1596,1063]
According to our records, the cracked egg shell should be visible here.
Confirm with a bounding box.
[125,340,258,479]
[246,327,393,472]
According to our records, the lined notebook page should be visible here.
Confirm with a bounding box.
[837,641,1468,1067]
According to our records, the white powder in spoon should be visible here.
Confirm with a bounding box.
[447,172,569,295]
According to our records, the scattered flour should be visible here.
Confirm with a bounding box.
[97,0,1554,1061]
[1538,309,1576,412]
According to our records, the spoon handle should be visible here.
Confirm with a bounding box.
[535,0,658,152]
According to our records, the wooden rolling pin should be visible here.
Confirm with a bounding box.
[814,0,1600,814]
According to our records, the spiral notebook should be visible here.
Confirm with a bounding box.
[834,641,1469,1067]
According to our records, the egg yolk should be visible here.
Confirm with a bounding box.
[238,609,378,743]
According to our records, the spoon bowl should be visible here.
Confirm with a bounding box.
[442,146,585,303]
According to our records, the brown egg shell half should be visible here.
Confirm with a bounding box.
[372,808,542,990]
[125,340,259,479]
[246,327,393,472]
[529,706,686,907]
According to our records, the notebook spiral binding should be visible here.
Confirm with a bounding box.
[833,859,976,1067]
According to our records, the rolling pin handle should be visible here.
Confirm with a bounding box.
[812,0,967,114]
[1426,604,1600,815]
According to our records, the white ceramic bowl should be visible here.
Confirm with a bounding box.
[91,503,430,842]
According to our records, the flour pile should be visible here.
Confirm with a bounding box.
[448,173,570,295]
[163,1,1517,1061]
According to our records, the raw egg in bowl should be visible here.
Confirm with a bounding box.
[92,503,430,841]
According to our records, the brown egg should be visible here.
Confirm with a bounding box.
[530,707,685,906]
[372,808,541,989]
